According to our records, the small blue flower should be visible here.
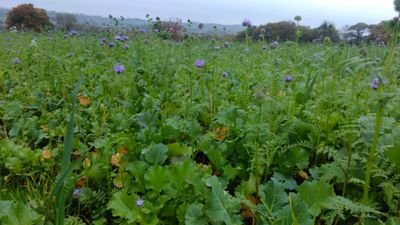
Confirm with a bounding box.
[108,42,115,47]
[115,35,122,41]
[69,30,78,36]
[114,64,125,73]
[124,44,129,50]
[13,58,20,64]
[136,198,144,207]
[100,38,107,43]
[195,59,205,68]
[222,71,229,78]
[73,188,81,199]
[285,75,292,82]
[122,35,129,41]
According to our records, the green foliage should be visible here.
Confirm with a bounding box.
[205,176,241,225]
[0,28,399,225]
[142,143,169,165]
[185,203,208,225]
[297,180,335,216]
[0,201,42,225]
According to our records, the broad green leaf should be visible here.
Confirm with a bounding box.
[108,190,141,223]
[260,179,288,216]
[297,180,335,216]
[167,142,192,157]
[143,143,168,165]
[1,202,40,225]
[185,203,208,225]
[144,165,171,193]
[205,176,241,225]
[0,201,12,218]
[276,194,313,225]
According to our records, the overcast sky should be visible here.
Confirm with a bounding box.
[1,0,398,28]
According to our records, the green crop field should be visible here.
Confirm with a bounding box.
[0,29,400,225]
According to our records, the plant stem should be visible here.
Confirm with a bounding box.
[360,100,384,223]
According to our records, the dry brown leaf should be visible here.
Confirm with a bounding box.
[78,95,90,106]
[76,176,88,188]
[111,153,121,167]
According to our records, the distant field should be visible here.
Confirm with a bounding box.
[0,31,399,225]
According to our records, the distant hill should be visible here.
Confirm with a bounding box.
[0,7,243,34]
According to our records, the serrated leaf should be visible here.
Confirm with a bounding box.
[108,190,141,223]
[205,176,241,225]
[185,203,208,225]
[1,202,39,225]
[276,194,313,225]
[144,165,171,193]
[297,180,334,216]
[260,179,288,216]
[324,196,382,216]
[143,143,168,165]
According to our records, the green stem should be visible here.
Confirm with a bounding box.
[360,101,384,223]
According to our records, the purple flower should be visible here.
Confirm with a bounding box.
[100,38,107,43]
[69,30,78,36]
[114,64,125,73]
[370,77,380,90]
[122,35,129,41]
[136,198,144,207]
[195,59,205,68]
[13,58,20,64]
[115,35,122,41]
[271,41,279,49]
[73,188,81,199]
[242,18,251,27]
[124,44,129,50]
[140,28,147,34]
[222,71,229,78]
[108,42,115,47]
[285,75,292,82]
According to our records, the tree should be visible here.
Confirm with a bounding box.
[56,12,77,30]
[317,21,340,42]
[395,0,400,12]
[6,4,52,31]
[369,21,392,44]
[344,22,370,44]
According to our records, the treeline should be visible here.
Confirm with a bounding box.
[235,20,395,44]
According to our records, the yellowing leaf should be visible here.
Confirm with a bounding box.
[111,153,122,167]
[113,176,125,188]
[297,170,309,180]
[41,149,52,160]
[83,157,91,167]
[213,127,229,141]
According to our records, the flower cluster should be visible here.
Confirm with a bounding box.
[114,64,125,73]
[195,59,205,68]
[242,18,251,27]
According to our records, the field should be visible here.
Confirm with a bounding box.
[0,30,400,225]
